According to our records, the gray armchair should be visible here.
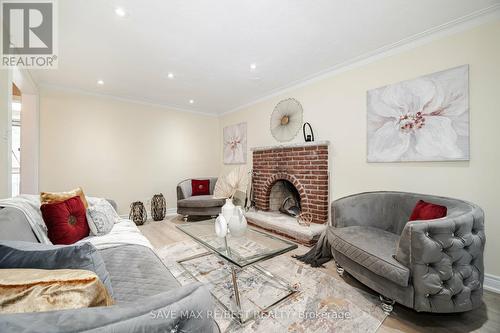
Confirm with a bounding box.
[330,191,485,314]
[177,178,225,221]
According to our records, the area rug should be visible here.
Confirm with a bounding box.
[156,240,387,333]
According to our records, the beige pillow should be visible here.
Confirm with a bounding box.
[40,187,89,208]
[0,269,113,314]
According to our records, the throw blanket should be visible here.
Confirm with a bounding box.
[293,227,335,267]
[0,195,51,244]
[77,219,153,250]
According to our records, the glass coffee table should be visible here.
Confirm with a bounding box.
[176,219,298,324]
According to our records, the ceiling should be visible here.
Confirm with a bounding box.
[30,0,500,115]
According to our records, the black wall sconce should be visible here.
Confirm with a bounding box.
[303,122,314,142]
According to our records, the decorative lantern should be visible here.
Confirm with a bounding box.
[303,122,315,142]
[129,201,147,225]
[151,193,166,221]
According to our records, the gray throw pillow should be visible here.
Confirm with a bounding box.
[0,241,113,297]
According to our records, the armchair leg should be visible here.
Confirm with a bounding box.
[379,295,395,315]
[183,215,188,222]
[335,263,345,276]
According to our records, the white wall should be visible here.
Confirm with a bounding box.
[0,70,12,199]
[219,21,500,276]
[19,93,39,194]
[39,87,220,214]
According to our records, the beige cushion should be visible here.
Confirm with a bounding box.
[177,195,225,208]
[40,187,89,208]
[0,268,113,314]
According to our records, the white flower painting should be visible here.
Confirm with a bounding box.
[223,122,247,164]
[367,65,469,162]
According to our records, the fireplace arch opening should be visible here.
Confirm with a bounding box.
[269,180,302,217]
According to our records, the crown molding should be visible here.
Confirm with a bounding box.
[221,4,500,116]
[37,83,218,118]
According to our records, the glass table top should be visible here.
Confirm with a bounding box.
[176,219,298,268]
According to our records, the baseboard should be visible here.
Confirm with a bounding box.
[119,208,177,219]
[166,208,177,216]
[484,274,500,294]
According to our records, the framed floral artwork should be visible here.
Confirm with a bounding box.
[367,65,469,162]
[223,122,247,164]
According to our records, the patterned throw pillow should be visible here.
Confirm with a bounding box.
[86,199,120,236]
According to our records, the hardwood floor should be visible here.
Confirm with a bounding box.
[139,216,500,333]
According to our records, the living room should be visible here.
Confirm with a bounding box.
[1,1,499,332]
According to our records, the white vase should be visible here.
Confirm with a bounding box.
[228,206,247,237]
[214,214,228,238]
[221,198,235,224]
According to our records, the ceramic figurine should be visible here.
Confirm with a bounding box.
[228,206,247,237]
[221,198,235,223]
[215,214,228,238]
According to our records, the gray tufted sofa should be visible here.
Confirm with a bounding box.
[330,191,485,314]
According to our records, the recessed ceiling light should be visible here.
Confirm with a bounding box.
[97,80,104,85]
[250,63,257,70]
[115,7,126,17]
[189,99,194,104]
[167,72,174,79]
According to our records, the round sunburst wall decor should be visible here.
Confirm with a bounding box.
[270,98,303,142]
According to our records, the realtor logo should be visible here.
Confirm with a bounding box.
[1,0,58,68]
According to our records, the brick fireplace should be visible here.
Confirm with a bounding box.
[251,142,329,225]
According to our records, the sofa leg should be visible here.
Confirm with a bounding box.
[183,215,188,222]
[379,295,395,315]
[335,263,345,276]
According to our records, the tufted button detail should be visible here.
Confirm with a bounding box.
[425,232,430,237]
[452,232,455,237]
[425,294,430,298]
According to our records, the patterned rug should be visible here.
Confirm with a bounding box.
[156,240,386,333]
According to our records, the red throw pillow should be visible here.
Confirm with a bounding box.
[41,196,90,245]
[409,200,447,221]
[191,179,210,196]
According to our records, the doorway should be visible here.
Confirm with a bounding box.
[11,84,21,197]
